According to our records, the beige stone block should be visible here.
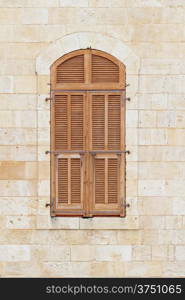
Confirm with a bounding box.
[95,245,132,261]
[0,0,59,7]
[132,245,151,261]
[11,25,42,42]
[165,216,182,229]
[126,162,138,180]
[141,58,185,75]
[0,230,33,245]
[152,246,168,261]
[38,180,50,196]
[14,76,37,93]
[4,261,43,277]
[140,216,165,229]
[0,94,36,110]
[37,197,50,215]
[157,111,176,128]
[126,179,138,197]
[6,216,36,229]
[90,261,125,277]
[60,0,89,6]
[0,111,36,128]
[1,42,45,59]
[172,230,185,244]
[89,0,127,7]
[139,146,185,162]
[138,180,165,197]
[22,8,48,24]
[133,24,185,42]
[0,59,35,75]
[0,161,37,180]
[0,76,13,93]
[36,215,79,230]
[117,230,142,245]
[139,197,172,215]
[71,245,95,261]
[175,246,185,261]
[38,162,50,179]
[126,128,138,145]
[0,180,36,196]
[43,262,91,277]
[141,230,160,245]
[0,8,23,24]
[126,146,138,162]
[31,245,70,262]
[38,146,50,161]
[125,262,162,277]
[0,245,30,262]
[38,111,50,128]
[139,129,167,145]
[165,180,185,197]
[139,162,182,179]
[126,110,138,128]
[126,197,139,216]
[167,129,185,146]
[38,128,50,146]
[176,111,185,128]
[168,245,174,261]
[37,75,50,94]
[138,94,168,110]
[0,197,37,216]
[0,128,36,145]
[37,94,50,110]
[162,262,185,277]
[139,111,156,127]
[0,146,36,161]
[88,230,118,245]
[173,198,185,215]
[168,94,185,110]
[80,216,139,230]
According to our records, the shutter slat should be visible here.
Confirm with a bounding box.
[55,95,68,150]
[92,55,119,83]
[92,95,105,150]
[108,94,121,150]
[71,95,84,150]
[56,55,84,83]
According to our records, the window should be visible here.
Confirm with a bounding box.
[50,49,126,217]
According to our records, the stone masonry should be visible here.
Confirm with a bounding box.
[0,0,185,277]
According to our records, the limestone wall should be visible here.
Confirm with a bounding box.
[0,0,185,277]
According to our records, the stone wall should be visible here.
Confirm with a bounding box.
[0,0,185,277]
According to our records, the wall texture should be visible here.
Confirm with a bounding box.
[0,0,185,277]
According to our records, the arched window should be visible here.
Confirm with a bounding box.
[50,49,126,217]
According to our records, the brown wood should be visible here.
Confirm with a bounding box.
[50,49,126,217]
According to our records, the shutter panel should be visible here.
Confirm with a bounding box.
[53,92,85,216]
[56,155,83,214]
[56,55,84,83]
[54,93,85,151]
[90,92,124,216]
[92,54,119,83]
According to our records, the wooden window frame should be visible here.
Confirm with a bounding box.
[50,49,126,217]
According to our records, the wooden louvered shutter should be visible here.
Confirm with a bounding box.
[51,49,126,217]
[89,92,125,216]
[52,92,86,215]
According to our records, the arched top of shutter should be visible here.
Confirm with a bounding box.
[51,49,125,90]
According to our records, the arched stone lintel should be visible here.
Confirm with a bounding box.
[36,32,140,76]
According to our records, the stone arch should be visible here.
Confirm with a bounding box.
[36,32,140,77]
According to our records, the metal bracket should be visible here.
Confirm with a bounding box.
[126,97,131,101]
[45,203,51,207]
[45,97,52,102]
[126,83,130,87]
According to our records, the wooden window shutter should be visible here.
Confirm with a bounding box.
[51,49,126,217]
